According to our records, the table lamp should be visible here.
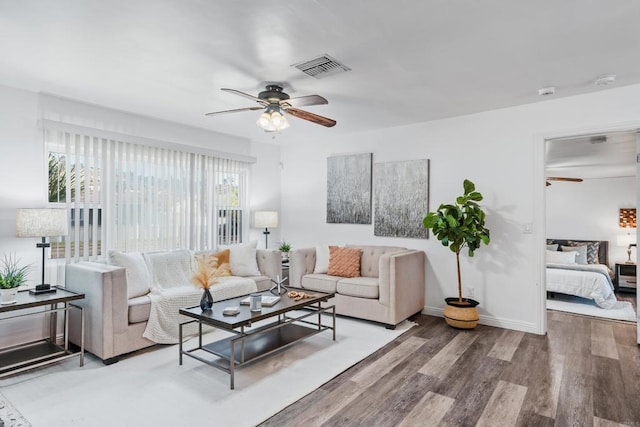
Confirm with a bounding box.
[16,208,68,294]
[254,211,278,248]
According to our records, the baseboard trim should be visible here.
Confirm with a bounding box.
[422,306,539,334]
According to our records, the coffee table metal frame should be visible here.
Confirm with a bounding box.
[179,289,335,389]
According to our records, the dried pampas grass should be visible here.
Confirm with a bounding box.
[192,254,231,289]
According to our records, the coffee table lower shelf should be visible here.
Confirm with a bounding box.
[179,301,335,389]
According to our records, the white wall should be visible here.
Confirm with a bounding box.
[546,176,636,267]
[249,141,282,249]
[280,83,640,333]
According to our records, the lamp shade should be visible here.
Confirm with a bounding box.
[254,211,278,228]
[616,234,636,247]
[16,208,68,237]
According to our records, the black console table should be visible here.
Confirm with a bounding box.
[0,287,85,377]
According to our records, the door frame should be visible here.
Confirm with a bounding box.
[533,120,640,336]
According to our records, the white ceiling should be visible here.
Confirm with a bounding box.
[1,1,640,147]
[546,131,637,179]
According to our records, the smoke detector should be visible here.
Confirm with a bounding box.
[538,86,556,96]
[594,74,616,86]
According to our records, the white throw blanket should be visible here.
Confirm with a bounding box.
[142,277,257,344]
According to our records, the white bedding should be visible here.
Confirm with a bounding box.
[546,263,617,309]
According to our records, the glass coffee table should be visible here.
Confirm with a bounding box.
[178,288,335,389]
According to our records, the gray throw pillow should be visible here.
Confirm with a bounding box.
[546,244,559,251]
[561,245,587,265]
[567,241,600,264]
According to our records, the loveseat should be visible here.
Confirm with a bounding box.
[289,245,425,328]
[65,244,281,364]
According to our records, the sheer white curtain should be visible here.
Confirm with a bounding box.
[46,126,249,263]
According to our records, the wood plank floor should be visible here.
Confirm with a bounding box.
[260,312,640,427]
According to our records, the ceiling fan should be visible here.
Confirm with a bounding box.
[546,177,583,186]
[205,84,336,132]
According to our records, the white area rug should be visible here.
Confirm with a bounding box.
[547,294,637,322]
[0,315,412,427]
[0,391,30,427]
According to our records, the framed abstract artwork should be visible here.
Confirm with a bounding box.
[374,159,429,238]
[326,153,372,224]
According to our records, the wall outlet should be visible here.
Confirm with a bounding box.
[467,287,475,298]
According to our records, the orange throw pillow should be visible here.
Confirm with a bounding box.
[328,246,361,278]
[214,249,231,267]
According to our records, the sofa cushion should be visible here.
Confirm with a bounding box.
[337,277,380,299]
[347,245,406,278]
[144,249,193,288]
[219,241,261,277]
[128,295,151,324]
[328,246,362,278]
[301,274,340,293]
[108,250,151,298]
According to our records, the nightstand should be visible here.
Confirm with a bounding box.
[615,263,637,293]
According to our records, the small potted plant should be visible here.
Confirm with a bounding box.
[422,179,490,329]
[278,240,292,262]
[0,254,32,305]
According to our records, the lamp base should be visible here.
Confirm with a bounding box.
[29,285,57,295]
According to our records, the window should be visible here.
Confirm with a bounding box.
[46,127,249,262]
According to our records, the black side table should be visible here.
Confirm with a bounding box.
[0,286,85,377]
[615,263,637,293]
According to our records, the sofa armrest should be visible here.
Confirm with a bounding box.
[65,261,128,360]
[379,250,426,323]
[256,249,281,282]
[289,248,316,287]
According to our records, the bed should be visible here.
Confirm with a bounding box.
[546,239,617,309]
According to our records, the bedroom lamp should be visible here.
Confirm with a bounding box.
[616,234,637,264]
[16,208,68,294]
[254,211,278,248]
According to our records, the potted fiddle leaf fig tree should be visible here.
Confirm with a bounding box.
[422,179,490,329]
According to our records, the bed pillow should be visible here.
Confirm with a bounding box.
[567,241,600,264]
[561,245,587,265]
[546,244,558,251]
[546,249,577,264]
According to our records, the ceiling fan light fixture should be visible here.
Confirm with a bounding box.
[256,106,290,132]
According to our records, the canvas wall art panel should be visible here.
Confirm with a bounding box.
[374,159,429,238]
[326,153,372,224]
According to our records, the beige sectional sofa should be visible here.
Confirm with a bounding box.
[289,245,425,329]
[65,246,281,364]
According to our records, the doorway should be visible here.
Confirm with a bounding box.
[534,125,639,342]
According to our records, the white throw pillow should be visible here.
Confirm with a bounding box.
[546,249,577,264]
[219,241,261,277]
[108,250,151,298]
[143,249,194,289]
[314,244,330,274]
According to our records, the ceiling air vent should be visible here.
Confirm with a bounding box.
[291,54,351,79]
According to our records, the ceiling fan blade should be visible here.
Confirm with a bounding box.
[284,107,336,127]
[221,88,268,106]
[205,106,264,116]
[546,177,583,182]
[281,95,328,108]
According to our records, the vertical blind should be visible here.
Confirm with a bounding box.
[46,127,249,263]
